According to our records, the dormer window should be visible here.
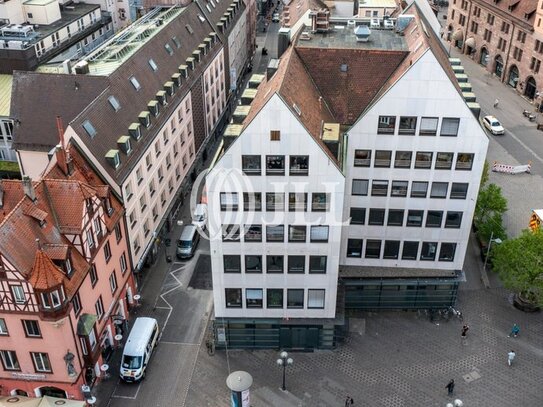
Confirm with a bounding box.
[129,123,141,140]
[105,150,120,169]
[40,286,65,310]
[86,198,93,214]
[65,257,72,275]
[138,111,151,128]
[104,196,114,216]
[148,100,159,117]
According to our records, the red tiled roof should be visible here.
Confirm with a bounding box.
[28,250,65,290]
[477,0,537,25]
[43,244,69,260]
[22,203,48,222]
[0,180,25,223]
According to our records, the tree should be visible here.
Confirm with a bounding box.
[480,160,490,189]
[474,183,508,242]
[492,230,543,306]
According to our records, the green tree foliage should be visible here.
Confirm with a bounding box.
[475,183,508,242]
[492,230,543,306]
[480,160,490,189]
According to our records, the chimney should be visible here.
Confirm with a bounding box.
[22,176,36,202]
[55,145,69,176]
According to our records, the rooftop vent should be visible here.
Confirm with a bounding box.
[354,25,371,42]
[396,15,415,34]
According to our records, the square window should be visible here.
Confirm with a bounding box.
[225,288,242,308]
[311,193,329,212]
[354,150,371,167]
[222,225,241,241]
[419,117,439,135]
[31,352,51,373]
[288,193,307,211]
[0,319,7,335]
[267,289,283,308]
[350,207,366,225]
[430,182,448,198]
[224,255,241,273]
[287,289,304,308]
[266,193,285,211]
[383,240,400,259]
[347,239,363,257]
[450,183,468,199]
[220,192,239,211]
[440,118,460,136]
[266,225,284,242]
[445,211,463,228]
[22,320,41,337]
[394,151,412,168]
[244,225,262,242]
[391,181,408,197]
[436,152,454,169]
[267,255,284,273]
[456,153,474,170]
[406,210,424,227]
[242,155,261,175]
[426,211,443,227]
[365,240,382,258]
[270,130,281,140]
[310,225,329,242]
[374,150,392,167]
[387,209,404,226]
[290,156,309,175]
[243,192,262,211]
[411,181,428,198]
[368,208,385,225]
[402,241,419,260]
[288,256,305,273]
[309,256,327,273]
[421,242,438,260]
[246,289,263,308]
[378,116,396,134]
[415,152,433,169]
[371,180,388,196]
[245,255,262,273]
[352,179,369,196]
[0,350,19,370]
[288,225,307,242]
[439,243,457,261]
[266,155,285,175]
[399,116,417,135]
[308,289,325,309]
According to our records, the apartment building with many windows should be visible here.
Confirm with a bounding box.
[11,2,253,270]
[207,3,488,349]
[446,0,543,100]
[0,147,135,400]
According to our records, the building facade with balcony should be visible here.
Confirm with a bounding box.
[207,3,488,349]
[12,2,254,271]
[0,147,136,400]
[0,1,114,74]
[445,0,543,100]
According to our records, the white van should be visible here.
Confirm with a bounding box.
[120,317,160,382]
[192,203,207,231]
[176,224,200,259]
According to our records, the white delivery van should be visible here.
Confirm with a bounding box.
[176,224,200,259]
[192,203,207,231]
[120,317,160,382]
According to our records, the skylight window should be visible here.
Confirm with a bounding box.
[198,14,206,23]
[148,59,158,71]
[172,36,181,48]
[186,24,194,34]
[129,76,141,91]
[108,96,121,111]
[210,0,216,7]
[164,43,174,56]
[206,4,211,12]
[82,120,97,138]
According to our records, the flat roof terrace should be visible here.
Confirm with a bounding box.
[295,22,408,51]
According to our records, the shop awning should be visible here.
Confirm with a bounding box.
[452,29,464,41]
[77,313,97,336]
[465,37,476,48]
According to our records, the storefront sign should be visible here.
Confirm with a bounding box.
[12,372,46,380]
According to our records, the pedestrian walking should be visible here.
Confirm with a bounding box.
[345,395,354,406]
[446,379,455,395]
[494,98,499,108]
[461,324,469,338]
[508,323,520,338]
[508,350,516,366]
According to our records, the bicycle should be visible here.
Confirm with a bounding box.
[447,306,463,321]
[205,338,215,356]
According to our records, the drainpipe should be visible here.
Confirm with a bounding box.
[462,1,474,55]
[502,23,516,84]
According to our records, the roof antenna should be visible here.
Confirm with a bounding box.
[36,238,41,250]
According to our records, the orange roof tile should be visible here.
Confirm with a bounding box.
[28,250,65,290]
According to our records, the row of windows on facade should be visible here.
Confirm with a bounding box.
[376,116,460,136]
[225,288,326,309]
[220,192,330,212]
[222,224,330,243]
[352,179,469,199]
[350,208,463,228]
[0,349,52,373]
[353,150,474,170]
[241,155,310,176]
[346,239,457,262]
[223,254,328,274]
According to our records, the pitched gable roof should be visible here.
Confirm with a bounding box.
[28,250,65,290]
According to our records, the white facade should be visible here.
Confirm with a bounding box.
[85,0,131,30]
[208,94,345,319]
[203,48,227,136]
[0,119,15,161]
[227,8,248,90]
[341,50,488,271]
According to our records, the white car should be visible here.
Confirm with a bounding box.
[272,13,280,23]
[482,115,505,135]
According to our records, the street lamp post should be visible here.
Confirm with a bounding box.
[276,351,293,391]
[483,231,502,271]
